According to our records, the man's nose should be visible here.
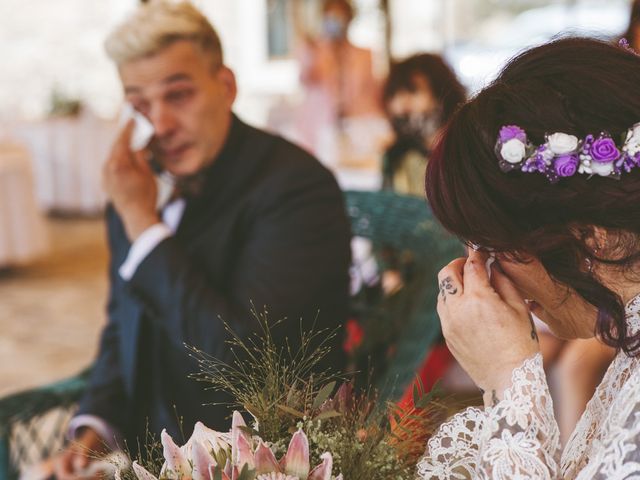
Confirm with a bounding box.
[149,104,178,138]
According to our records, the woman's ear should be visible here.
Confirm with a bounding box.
[570,224,606,255]
[591,226,608,253]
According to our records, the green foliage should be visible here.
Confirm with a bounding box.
[48,87,82,117]
[188,307,343,442]
[189,308,450,480]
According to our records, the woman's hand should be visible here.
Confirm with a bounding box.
[437,250,540,406]
[496,255,597,339]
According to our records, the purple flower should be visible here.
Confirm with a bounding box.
[499,125,527,143]
[553,154,579,177]
[589,137,620,163]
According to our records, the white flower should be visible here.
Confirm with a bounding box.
[500,139,526,164]
[540,147,555,165]
[547,133,579,155]
[624,124,640,156]
[591,161,614,177]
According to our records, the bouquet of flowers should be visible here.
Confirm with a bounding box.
[116,310,446,480]
[120,413,336,480]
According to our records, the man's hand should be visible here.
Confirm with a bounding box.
[103,120,160,241]
[53,427,109,480]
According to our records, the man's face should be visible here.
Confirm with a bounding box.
[120,40,236,177]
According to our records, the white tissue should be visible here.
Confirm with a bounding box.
[485,254,495,279]
[120,103,155,151]
[470,243,496,279]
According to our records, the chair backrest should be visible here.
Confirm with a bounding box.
[0,369,90,479]
[343,190,463,400]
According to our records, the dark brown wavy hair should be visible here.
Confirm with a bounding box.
[426,37,640,355]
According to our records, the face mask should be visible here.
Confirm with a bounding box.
[390,111,442,143]
[323,15,347,39]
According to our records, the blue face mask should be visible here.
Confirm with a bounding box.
[323,16,347,39]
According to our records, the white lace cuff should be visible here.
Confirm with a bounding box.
[417,353,561,479]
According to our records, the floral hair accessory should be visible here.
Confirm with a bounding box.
[619,37,639,56]
[494,123,640,183]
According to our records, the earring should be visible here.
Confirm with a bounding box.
[585,256,594,273]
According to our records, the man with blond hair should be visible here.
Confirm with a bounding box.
[53,2,350,477]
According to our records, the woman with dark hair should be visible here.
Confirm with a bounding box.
[381,54,466,196]
[417,37,640,478]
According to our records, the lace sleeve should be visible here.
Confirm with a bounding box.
[574,375,640,479]
[417,354,561,479]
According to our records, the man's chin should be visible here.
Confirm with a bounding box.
[161,154,204,178]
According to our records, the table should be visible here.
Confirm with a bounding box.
[13,112,117,214]
[0,143,48,267]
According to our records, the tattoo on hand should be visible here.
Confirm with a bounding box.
[438,276,458,302]
[528,313,539,342]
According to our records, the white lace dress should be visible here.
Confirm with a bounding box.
[417,295,640,479]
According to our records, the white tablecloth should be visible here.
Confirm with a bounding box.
[13,112,117,214]
[0,144,48,266]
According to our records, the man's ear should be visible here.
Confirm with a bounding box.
[217,66,237,107]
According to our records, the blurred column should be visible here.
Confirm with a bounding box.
[443,0,456,49]
[380,0,392,67]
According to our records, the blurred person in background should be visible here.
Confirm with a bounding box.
[345,55,465,401]
[381,53,465,196]
[49,1,351,479]
[375,54,465,308]
[295,0,382,163]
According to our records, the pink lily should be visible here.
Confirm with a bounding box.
[281,429,310,479]
[254,440,281,474]
[132,461,160,480]
[160,430,191,478]
[185,421,230,457]
[255,474,299,480]
[308,453,333,480]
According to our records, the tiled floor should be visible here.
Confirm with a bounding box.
[0,216,108,397]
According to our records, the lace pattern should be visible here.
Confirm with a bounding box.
[417,295,640,479]
[417,354,559,479]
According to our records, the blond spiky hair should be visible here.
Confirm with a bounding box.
[104,0,223,66]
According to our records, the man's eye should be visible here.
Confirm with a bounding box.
[166,90,193,102]
[130,101,149,116]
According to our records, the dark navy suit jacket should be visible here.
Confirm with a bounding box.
[77,116,351,447]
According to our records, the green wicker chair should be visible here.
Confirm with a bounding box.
[343,190,463,399]
[0,368,91,479]
[0,190,462,479]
